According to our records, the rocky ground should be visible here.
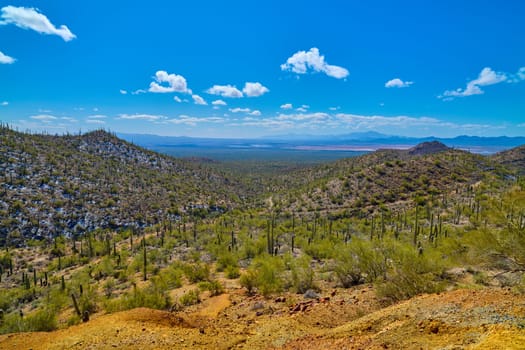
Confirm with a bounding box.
[1,286,524,349]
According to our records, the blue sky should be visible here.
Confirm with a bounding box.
[1,0,524,138]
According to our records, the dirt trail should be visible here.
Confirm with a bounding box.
[1,287,524,349]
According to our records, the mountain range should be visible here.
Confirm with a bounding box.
[118,132,525,155]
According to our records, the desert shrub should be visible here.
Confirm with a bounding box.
[333,239,388,287]
[302,238,336,260]
[240,255,284,297]
[225,265,240,279]
[216,252,238,273]
[239,270,258,295]
[92,256,115,280]
[375,243,446,302]
[198,279,224,296]
[104,277,171,312]
[179,289,200,306]
[158,264,183,289]
[183,263,210,283]
[0,307,57,334]
[289,254,317,293]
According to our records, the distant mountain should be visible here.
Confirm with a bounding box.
[407,141,450,156]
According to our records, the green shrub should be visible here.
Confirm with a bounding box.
[0,307,57,334]
[240,255,284,297]
[183,263,210,283]
[375,243,446,302]
[225,265,240,279]
[158,265,183,289]
[179,289,200,306]
[290,255,317,293]
[198,279,224,296]
[216,252,238,272]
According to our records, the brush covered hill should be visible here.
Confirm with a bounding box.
[0,127,241,246]
[492,144,525,175]
[276,141,510,213]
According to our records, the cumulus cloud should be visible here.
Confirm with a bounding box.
[230,107,251,113]
[249,110,261,116]
[192,94,207,105]
[132,89,147,95]
[0,6,76,41]
[385,78,413,88]
[280,103,293,110]
[242,82,269,97]
[212,99,227,106]
[206,84,243,98]
[119,89,128,95]
[174,96,182,103]
[149,70,191,94]
[117,113,167,121]
[0,50,15,64]
[281,47,349,79]
[441,67,507,98]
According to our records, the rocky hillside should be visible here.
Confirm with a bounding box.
[0,127,240,246]
[492,144,525,175]
[275,141,510,213]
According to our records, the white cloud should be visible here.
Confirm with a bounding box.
[281,47,349,79]
[249,110,261,116]
[168,115,225,126]
[242,82,269,97]
[280,103,293,110]
[87,115,107,119]
[0,50,15,64]
[192,94,207,105]
[60,116,77,122]
[385,78,413,88]
[277,112,329,122]
[206,84,243,98]
[0,6,76,41]
[119,89,128,95]
[212,99,227,106]
[230,107,251,113]
[86,119,106,125]
[30,114,57,121]
[441,67,507,98]
[149,70,191,94]
[174,96,182,103]
[329,106,340,111]
[296,107,307,112]
[117,113,167,121]
[518,67,525,81]
[132,89,147,95]
[1,101,8,106]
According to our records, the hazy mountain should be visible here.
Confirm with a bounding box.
[118,132,525,155]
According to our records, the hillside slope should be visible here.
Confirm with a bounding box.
[0,127,240,245]
[0,287,523,349]
[277,142,509,213]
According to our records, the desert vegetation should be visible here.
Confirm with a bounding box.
[1,126,524,344]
